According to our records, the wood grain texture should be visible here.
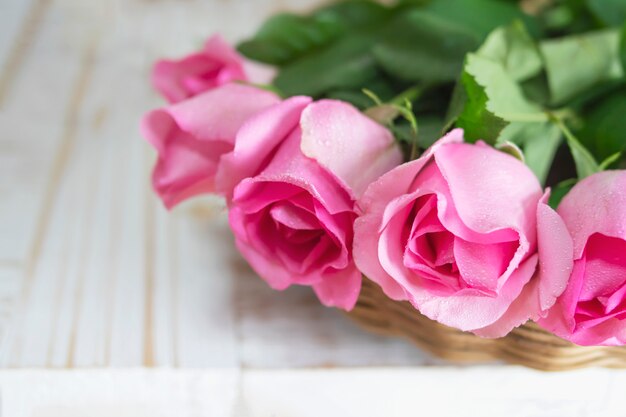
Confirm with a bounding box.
[0,0,427,369]
[1,368,626,417]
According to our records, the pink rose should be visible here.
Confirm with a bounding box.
[140,83,280,208]
[223,98,402,310]
[152,34,274,103]
[353,129,574,337]
[539,171,626,346]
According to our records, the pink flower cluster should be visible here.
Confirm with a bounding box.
[142,36,626,346]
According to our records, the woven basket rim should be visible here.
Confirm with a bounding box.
[346,277,626,371]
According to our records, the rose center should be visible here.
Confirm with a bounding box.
[575,234,626,322]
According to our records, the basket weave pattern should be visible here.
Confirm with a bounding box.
[347,278,626,371]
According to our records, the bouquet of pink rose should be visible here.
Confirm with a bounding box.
[141,0,626,351]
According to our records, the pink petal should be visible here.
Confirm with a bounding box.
[140,84,280,208]
[473,256,540,338]
[413,253,538,333]
[231,222,295,290]
[433,142,542,244]
[535,192,574,312]
[233,130,353,215]
[300,100,402,199]
[202,34,246,67]
[578,233,626,301]
[453,238,518,293]
[558,170,626,258]
[312,266,363,310]
[151,34,248,103]
[216,96,313,200]
[353,130,464,300]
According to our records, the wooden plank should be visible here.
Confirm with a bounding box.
[234,263,433,368]
[0,1,97,263]
[241,368,623,416]
[0,368,624,416]
[0,369,239,417]
[0,0,48,106]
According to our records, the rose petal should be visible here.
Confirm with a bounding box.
[216,96,312,200]
[535,192,574,311]
[300,100,402,199]
[353,130,464,301]
[558,170,626,258]
[151,34,247,103]
[312,267,362,310]
[141,84,280,208]
[413,253,537,333]
[433,142,542,243]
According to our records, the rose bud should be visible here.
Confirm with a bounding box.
[353,129,573,337]
[221,98,402,310]
[140,83,280,208]
[539,170,626,346]
[152,34,274,103]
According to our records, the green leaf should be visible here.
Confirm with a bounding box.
[237,0,390,66]
[477,21,542,82]
[578,89,626,161]
[464,52,546,121]
[551,115,600,179]
[372,11,480,83]
[423,0,538,38]
[450,53,546,143]
[540,29,624,104]
[548,178,577,209]
[586,0,626,27]
[316,0,390,27]
[273,34,378,97]
[237,14,344,65]
[453,68,508,143]
[620,22,626,74]
[498,122,562,184]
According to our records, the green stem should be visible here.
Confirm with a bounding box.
[391,84,424,106]
[547,111,599,179]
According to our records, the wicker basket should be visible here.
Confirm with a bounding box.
[347,278,626,371]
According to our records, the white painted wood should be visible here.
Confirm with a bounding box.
[0,2,88,263]
[240,367,626,417]
[0,369,240,417]
[1,368,625,416]
[0,0,42,100]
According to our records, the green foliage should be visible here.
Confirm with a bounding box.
[238,0,626,182]
[586,0,626,27]
[539,29,623,104]
[578,89,626,162]
[237,14,344,65]
[372,11,480,83]
[422,0,538,38]
[477,21,542,82]
[499,122,562,184]
[237,1,390,66]
[620,22,626,74]
[273,34,379,97]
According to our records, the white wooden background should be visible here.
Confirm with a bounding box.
[1,0,626,415]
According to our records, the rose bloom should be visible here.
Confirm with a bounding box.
[221,98,402,309]
[539,171,626,346]
[152,34,274,103]
[354,129,573,337]
[141,83,280,208]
